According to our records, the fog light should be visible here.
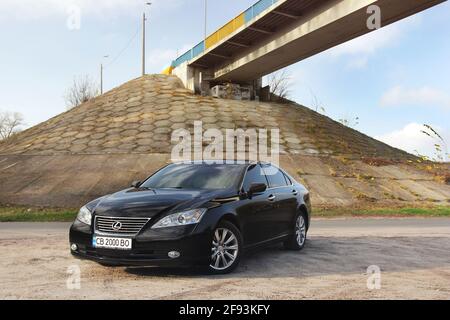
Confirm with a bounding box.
[71,244,78,251]
[168,251,180,259]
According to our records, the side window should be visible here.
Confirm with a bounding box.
[242,165,268,192]
[263,165,288,188]
[283,172,292,185]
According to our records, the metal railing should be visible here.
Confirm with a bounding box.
[170,0,279,70]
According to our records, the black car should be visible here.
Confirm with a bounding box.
[70,161,311,274]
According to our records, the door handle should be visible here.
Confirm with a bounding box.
[292,190,298,196]
[268,194,276,201]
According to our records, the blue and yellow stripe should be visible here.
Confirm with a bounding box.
[164,0,278,74]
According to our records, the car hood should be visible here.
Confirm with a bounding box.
[90,188,237,218]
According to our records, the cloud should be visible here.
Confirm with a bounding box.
[146,44,192,72]
[327,15,421,69]
[0,0,183,21]
[376,123,449,160]
[332,25,402,56]
[380,86,450,110]
[346,56,369,69]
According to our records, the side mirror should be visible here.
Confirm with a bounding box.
[248,183,267,197]
[131,180,141,188]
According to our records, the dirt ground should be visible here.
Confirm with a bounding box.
[1,219,449,300]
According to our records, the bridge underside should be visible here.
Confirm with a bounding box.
[173,0,445,93]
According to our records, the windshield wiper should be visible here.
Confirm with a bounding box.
[138,186,157,194]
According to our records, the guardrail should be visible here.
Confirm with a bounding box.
[169,0,278,70]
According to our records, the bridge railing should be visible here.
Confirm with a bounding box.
[205,12,245,50]
[245,0,278,22]
[169,0,279,70]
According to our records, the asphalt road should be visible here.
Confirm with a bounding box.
[1,218,450,299]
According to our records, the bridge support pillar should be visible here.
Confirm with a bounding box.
[173,62,264,100]
[172,63,201,93]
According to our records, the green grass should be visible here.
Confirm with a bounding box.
[0,206,77,222]
[314,206,450,218]
[0,206,449,222]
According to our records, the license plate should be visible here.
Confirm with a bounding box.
[93,236,132,250]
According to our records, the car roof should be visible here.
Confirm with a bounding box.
[170,160,276,167]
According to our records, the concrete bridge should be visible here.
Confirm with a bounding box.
[166,0,445,96]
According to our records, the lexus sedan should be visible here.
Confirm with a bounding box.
[70,162,311,274]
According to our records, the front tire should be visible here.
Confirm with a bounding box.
[284,211,307,250]
[208,221,242,275]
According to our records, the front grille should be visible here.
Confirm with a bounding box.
[95,216,151,236]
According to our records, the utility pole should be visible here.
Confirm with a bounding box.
[100,63,103,95]
[142,2,152,76]
[204,0,208,40]
[142,12,146,76]
[100,55,108,95]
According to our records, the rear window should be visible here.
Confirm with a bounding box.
[283,173,292,185]
[263,165,288,188]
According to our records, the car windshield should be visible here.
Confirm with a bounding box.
[141,163,245,190]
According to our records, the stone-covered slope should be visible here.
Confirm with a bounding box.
[0,74,448,208]
[0,75,413,159]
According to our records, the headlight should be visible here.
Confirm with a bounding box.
[152,208,207,229]
[77,206,92,226]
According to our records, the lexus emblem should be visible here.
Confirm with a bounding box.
[112,221,122,231]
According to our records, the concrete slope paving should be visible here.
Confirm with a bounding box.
[0,75,448,208]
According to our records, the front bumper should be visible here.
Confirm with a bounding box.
[69,220,211,267]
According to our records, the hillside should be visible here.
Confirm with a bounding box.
[0,74,448,207]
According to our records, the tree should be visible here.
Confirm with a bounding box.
[64,75,99,110]
[0,111,25,140]
[268,69,293,102]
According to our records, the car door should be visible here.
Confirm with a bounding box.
[236,164,274,246]
[262,164,298,238]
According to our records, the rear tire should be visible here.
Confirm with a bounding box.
[208,221,242,275]
[284,211,307,250]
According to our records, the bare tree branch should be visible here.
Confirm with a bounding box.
[268,69,292,102]
[0,111,25,140]
[64,75,99,110]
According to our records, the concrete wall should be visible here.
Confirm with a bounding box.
[0,154,448,208]
[172,63,197,92]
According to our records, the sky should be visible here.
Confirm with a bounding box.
[0,0,449,160]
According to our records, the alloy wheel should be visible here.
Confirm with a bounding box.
[296,215,306,246]
[210,228,239,271]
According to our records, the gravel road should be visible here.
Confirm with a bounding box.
[1,218,449,300]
